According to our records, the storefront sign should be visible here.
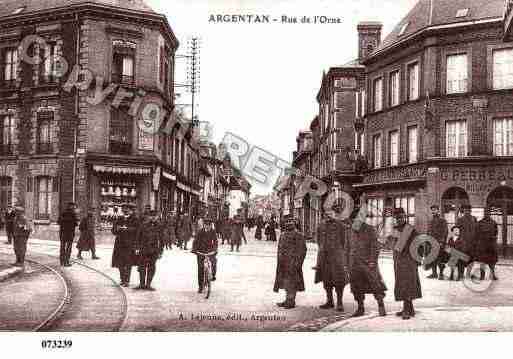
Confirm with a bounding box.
[363,165,427,185]
[138,130,154,151]
[440,167,513,183]
[93,165,151,175]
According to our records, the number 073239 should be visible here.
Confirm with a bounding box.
[41,340,73,349]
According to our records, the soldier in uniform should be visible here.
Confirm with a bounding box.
[192,217,218,292]
[391,208,422,320]
[58,202,78,267]
[314,205,348,312]
[112,204,138,287]
[475,207,499,281]
[456,204,478,271]
[177,211,193,250]
[13,206,31,267]
[134,210,165,290]
[426,205,448,279]
[4,205,16,245]
[273,215,307,309]
[348,208,387,317]
[77,208,100,260]
[230,210,246,252]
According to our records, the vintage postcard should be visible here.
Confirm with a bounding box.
[1,0,513,354]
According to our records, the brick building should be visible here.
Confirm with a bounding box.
[0,0,203,237]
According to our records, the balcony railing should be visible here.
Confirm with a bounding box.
[112,73,135,86]
[0,144,13,156]
[37,142,53,154]
[110,141,132,155]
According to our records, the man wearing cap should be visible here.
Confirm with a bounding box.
[134,210,164,290]
[112,204,138,287]
[347,207,387,317]
[426,205,448,279]
[314,204,349,312]
[4,205,16,245]
[192,217,218,292]
[13,206,31,267]
[273,215,307,309]
[391,208,422,320]
[58,202,78,267]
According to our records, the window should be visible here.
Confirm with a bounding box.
[373,78,383,112]
[334,92,343,109]
[373,134,382,168]
[455,8,470,18]
[367,198,384,228]
[390,71,400,106]
[447,54,468,94]
[359,132,365,156]
[399,22,409,36]
[407,126,418,163]
[494,118,513,156]
[2,48,18,85]
[0,177,12,209]
[12,6,26,15]
[493,48,513,90]
[37,111,53,154]
[112,43,136,85]
[40,43,58,84]
[408,63,419,100]
[110,108,133,155]
[0,114,14,156]
[389,130,399,166]
[394,195,416,225]
[446,120,467,158]
[36,177,53,219]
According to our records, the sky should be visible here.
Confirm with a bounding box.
[146,0,419,195]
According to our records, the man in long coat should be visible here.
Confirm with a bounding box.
[266,215,278,242]
[13,207,31,267]
[255,215,264,240]
[348,209,387,317]
[58,202,78,267]
[177,211,193,250]
[391,208,422,320]
[164,210,178,248]
[475,207,499,281]
[192,217,218,292]
[112,204,138,287]
[426,205,448,279]
[230,212,246,252]
[134,210,164,290]
[273,215,307,309]
[4,205,16,245]
[314,207,348,312]
[77,209,100,260]
[456,204,478,263]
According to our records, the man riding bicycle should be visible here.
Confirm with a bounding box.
[192,217,218,293]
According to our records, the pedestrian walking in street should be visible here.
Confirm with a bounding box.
[255,215,264,240]
[77,209,100,260]
[164,210,178,248]
[475,207,499,281]
[230,211,246,252]
[13,206,31,267]
[391,208,422,320]
[177,211,193,250]
[446,226,465,281]
[215,217,223,241]
[134,210,164,291]
[4,205,16,245]
[273,215,307,309]
[112,204,138,287]
[265,215,278,242]
[192,217,218,293]
[221,216,231,245]
[58,202,78,267]
[347,208,387,317]
[456,204,478,271]
[313,206,349,312]
[426,205,448,279]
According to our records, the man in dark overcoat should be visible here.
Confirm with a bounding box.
[456,204,478,263]
[4,205,16,244]
[273,215,307,309]
[221,216,231,245]
[13,206,31,267]
[77,208,100,260]
[134,210,164,290]
[255,215,264,240]
[177,211,193,250]
[230,211,246,252]
[112,204,138,287]
[348,209,387,317]
[426,205,448,279]
[164,210,178,248]
[314,206,348,312]
[475,207,499,281]
[58,202,78,267]
[266,215,278,242]
[391,208,422,320]
[192,217,218,292]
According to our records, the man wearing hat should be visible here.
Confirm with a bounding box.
[192,217,218,292]
[77,208,100,260]
[4,205,16,245]
[230,209,246,252]
[134,210,164,290]
[391,208,422,320]
[58,202,78,267]
[456,204,478,268]
[177,211,193,250]
[426,205,448,279]
[273,215,307,309]
[112,204,138,287]
[13,206,31,267]
[314,204,349,312]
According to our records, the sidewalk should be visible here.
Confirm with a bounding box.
[322,306,513,332]
[0,252,23,282]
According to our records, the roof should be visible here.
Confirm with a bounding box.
[374,0,505,55]
[0,0,155,18]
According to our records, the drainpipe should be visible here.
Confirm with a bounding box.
[72,12,80,203]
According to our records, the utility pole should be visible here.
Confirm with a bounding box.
[175,37,201,125]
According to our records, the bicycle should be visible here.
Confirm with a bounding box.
[195,251,217,299]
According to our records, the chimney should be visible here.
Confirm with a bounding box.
[357,22,383,60]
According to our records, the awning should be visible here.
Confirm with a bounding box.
[93,165,151,175]
[176,181,201,196]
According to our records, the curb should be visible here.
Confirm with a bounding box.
[0,266,23,282]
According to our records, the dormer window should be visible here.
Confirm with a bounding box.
[11,6,26,15]
[112,41,136,86]
[398,22,409,36]
[456,8,470,18]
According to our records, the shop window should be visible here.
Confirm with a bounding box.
[0,177,12,210]
[394,195,415,225]
[39,43,58,84]
[37,111,53,154]
[112,42,135,85]
[99,179,137,230]
[494,118,513,156]
[447,54,468,94]
[407,62,419,101]
[373,133,382,168]
[1,48,18,87]
[446,120,467,158]
[493,48,513,90]
[36,176,52,219]
[110,108,133,155]
[373,78,383,112]
[389,70,400,107]
[407,126,418,163]
[389,130,399,166]
[0,114,14,156]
